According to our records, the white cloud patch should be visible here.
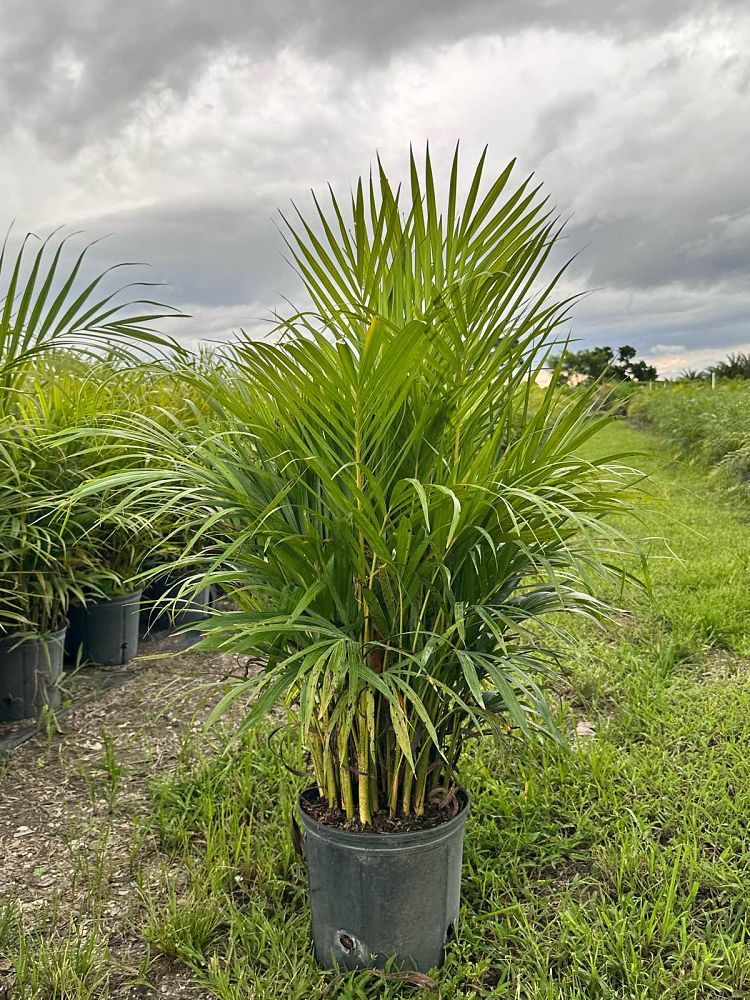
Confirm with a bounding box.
[161,302,277,351]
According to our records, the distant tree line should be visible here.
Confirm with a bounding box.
[550,345,658,384]
[679,352,750,381]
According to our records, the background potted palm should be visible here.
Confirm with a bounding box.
[139,542,216,637]
[70,147,635,970]
[0,230,178,712]
[29,355,176,666]
[0,420,79,720]
[46,354,220,651]
[133,352,227,636]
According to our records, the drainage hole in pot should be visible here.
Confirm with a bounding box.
[339,933,356,953]
[445,922,455,942]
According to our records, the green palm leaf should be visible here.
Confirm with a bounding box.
[61,147,638,824]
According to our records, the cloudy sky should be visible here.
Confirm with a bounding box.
[2,0,748,376]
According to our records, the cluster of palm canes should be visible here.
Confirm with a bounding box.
[63,149,638,823]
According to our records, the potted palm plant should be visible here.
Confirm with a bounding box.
[0,420,78,720]
[69,148,634,970]
[42,356,216,656]
[0,230,179,712]
[27,355,159,666]
[64,542,146,667]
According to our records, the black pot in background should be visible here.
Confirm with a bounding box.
[297,787,470,972]
[66,590,142,667]
[139,576,214,637]
[168,584,213,628]
[0,628,66,722]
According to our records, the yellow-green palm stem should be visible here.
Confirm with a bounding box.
[413,745,431,817]
[356,690,376,822]
[324,747,338,809]
[308,730,326,797]
[388,750,402,816]
[338,726,355,818]
[401,763,414,816]
[339,759,355,819]
[357,739,372,825]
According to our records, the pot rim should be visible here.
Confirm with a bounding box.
[297,785,470,849]
[75,589,143,609]
[0,626,67,650]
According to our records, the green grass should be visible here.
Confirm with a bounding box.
[592,420,750,657]
[630,380,750,492]
[5,419,750,998]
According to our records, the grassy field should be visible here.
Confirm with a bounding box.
[631,381,750,494]
[3,418,750,998]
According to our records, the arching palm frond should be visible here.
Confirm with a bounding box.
[64,147,638,823]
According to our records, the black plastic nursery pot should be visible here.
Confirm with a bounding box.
[298,786,470,972]
[140,579,213,636]
[66,590,142,667]
[0,628,66,722]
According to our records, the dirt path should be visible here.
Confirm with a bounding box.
[0,640,261,998]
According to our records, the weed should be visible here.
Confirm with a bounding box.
[75,729,124,814]
[98,731,123,813]
[10,921,112,999]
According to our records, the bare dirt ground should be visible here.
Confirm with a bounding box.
[0,636,262,998]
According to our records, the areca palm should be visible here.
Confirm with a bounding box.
[0,230,180,636]
[73,148,635,822]
[0,229,178,416]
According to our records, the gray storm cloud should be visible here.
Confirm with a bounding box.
[2,0,746,149]
[1,0,749,376]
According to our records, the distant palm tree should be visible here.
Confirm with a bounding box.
[710,353,750,380]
